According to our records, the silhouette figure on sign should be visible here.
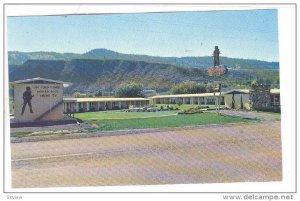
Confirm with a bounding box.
[21,86,34,115]
[213,46,220,67]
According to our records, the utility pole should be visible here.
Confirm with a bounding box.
[218,83,222,115]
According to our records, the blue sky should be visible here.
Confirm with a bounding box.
[7,9,279,61]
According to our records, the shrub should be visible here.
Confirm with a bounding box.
[115,82,144,98]
[170,81,219,94]
[178,108,204,114]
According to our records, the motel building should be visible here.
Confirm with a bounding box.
[149,89,280,110]
[223,89,280,110]
[269,88,280,107]
[63,88,280,113]
[149,92,224,105]
[63,97,150,113]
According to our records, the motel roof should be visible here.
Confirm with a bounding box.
[223,89,249,95]
[148,92,221,99]
[270,89,280,94]
[10,77,72,87]
[149,88,280,99]
[223,89,280,95]
[63,97,150,102]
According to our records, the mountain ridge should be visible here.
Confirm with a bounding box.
[8,48,279,70]
[9,58,280,94]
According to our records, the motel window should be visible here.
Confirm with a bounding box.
[206,98,215,104]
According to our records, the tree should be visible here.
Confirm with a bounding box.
[171,81,208,94]
[251,80,258,88]
[73,91,81,98]
[115,82,144,98]
[95,90,102,97]
[206,83,215,93]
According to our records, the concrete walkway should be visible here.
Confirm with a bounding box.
[217,110,280,121]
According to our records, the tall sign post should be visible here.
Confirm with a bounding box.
[218,83,222,114]
[208,46,224,114]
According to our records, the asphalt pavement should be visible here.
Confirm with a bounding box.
[11,121,282,188]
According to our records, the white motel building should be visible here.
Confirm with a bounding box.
[63,97,150,113]
[63,89,280,113]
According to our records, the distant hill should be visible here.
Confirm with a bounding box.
[9,59,209,93]
[9,59,279,94]
[8,48,279,70]
[8,51,80,65]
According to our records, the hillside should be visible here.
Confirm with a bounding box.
[8,49,279,70]
[9,59,279,94]
[9,59,207,93]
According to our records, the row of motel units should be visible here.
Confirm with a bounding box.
[150,92,224,105]
[223,88,280,110]
[63,97,150,113]
[63,88,280,113]
[150,89,280,110]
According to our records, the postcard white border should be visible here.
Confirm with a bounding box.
[1,2,297,195]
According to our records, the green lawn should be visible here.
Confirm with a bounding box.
[155,104,221,111]
[11,131,32,138]
[79,112,256,131]
[74,111,178,120]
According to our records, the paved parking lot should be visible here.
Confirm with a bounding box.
[11,121,281,188]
